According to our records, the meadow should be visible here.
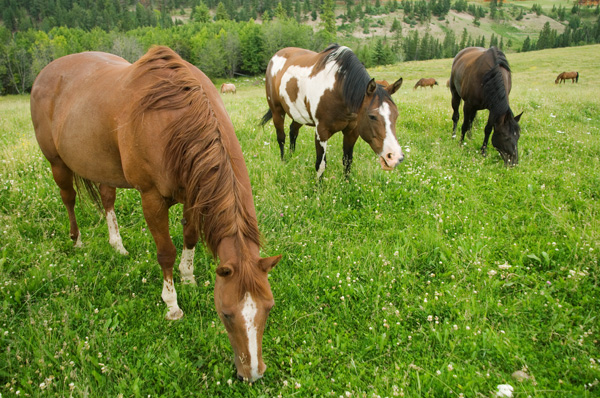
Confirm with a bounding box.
[1,45,599,397]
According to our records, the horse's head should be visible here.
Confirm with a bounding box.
[214,253,281,382]
[492,111,522,166]
[355,78,404,170]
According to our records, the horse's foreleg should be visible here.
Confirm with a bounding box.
[289,121,302,153]
[99,184,128,255]
[342,130,359,176]
[314,128,328,178]
[51,162,81,247]
[481,120,493,157]
[179,205,199,285]
[141,191,182,320]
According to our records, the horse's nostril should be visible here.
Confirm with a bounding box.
[387,153,393,159]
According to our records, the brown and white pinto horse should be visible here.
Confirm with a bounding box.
[261,45,404,176]
[450,46,522,166]
[414,78,438,89]
[555,71,579,84]
[221,82,237,93]
[30,46,280,382]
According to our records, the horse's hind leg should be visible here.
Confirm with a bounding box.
[289,121,302,153]
[451,91,461,138]
[272,111,286,160]
[50,162,81,247]
[141,191,182,320]
[99,184,128,255]
[178,204,199,285]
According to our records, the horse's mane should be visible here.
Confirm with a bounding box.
[317,44,392,112]
[130,46,265,299]
[482,46,512,122]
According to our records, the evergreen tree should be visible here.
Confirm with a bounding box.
[215,2,229,21]
[521,35,531,52]
[320,0,336,39]
[192,2,211,22]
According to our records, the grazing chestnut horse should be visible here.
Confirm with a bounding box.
[30,46,281,382]
[221,82,237,93]
[450,46,523,166]
[261,45,404,177]
[414,78,438,89]
[555,71,579,84]
[375,79,389,86]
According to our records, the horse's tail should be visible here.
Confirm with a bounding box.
[576,72,579,83]
[74,174,103,211]
[260,109,273,127]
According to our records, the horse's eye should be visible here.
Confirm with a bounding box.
[369,114,377,121]
[222,312,233,320]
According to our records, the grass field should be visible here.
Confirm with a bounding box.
[1,45,599,397]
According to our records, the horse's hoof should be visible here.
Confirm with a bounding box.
[165,308,184,320]
[181,277,197,286]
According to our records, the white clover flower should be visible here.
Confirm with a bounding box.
[496,384,514,397]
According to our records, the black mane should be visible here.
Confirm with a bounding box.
[318,44,392,112]
[482,46,512,122]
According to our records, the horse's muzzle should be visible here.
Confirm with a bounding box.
[379,152,404,170]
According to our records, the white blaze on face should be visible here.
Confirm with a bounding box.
[269,55,287,78]
[106,209,128,255]
[377,102,403,168]
[241,292,260,380]
[278,60,339,125]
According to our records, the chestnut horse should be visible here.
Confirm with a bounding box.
[450,46,523,166]
[375,79,389,86]
[261,45,404,177]
[414,78,438,89]
[221,82,237,93]
[555,71,579,84]
[30,46,281,382]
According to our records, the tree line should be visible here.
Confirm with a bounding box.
[1,0,600,95]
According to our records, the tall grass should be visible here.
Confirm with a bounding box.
[1,45,599,397]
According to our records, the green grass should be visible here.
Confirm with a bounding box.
[1,45,600,397]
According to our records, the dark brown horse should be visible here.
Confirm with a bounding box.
[414,78,438,89]
[450,46,522,165]
[261,45,404,177]
[30,46,281,382]
[555,71,579,84]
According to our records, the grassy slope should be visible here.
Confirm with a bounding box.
[1,45,599,397]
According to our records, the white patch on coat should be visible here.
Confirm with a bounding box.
[74,232,83,248]
[241,292,261,381]
[162,278,183,320]
[377,102,404,167]
[316,140,327,178]
[179,247,196,284]
[106,209,128,255]
[269,55,287,78]
[278,60,339,125]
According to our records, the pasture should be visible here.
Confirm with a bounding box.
[1,44,599,397]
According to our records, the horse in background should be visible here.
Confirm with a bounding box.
[261,44,404,177]
[450,46,522,166]
[555,71,579,84]
[30,46,280,382]
[414,78,438,89]
[221,82,236,93]
[375,79,389,86]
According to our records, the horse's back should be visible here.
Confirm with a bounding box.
[451,47,497,104]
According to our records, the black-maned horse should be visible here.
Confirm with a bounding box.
[450,46,523,166]
[261,44,404,177]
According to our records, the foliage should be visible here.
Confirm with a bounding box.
[1,45,600,397]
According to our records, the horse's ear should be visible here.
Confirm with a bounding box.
[216,264,234,278]
[259,255,281,273]
[387,78,403,95]
[514,111,523,122]
[366,78,377,96]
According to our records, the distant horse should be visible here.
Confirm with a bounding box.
[261,45,404,177]
[450,46,523,166]
[555,71,579,84]
[221,82,237,93]
[414,78,438,89]
[30,46,281,382]
[375,79,389,86]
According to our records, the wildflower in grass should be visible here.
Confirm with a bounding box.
[295,382,301,389]
[447,363,453,371]
[498,262,511,270]
[496,384,513,397]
